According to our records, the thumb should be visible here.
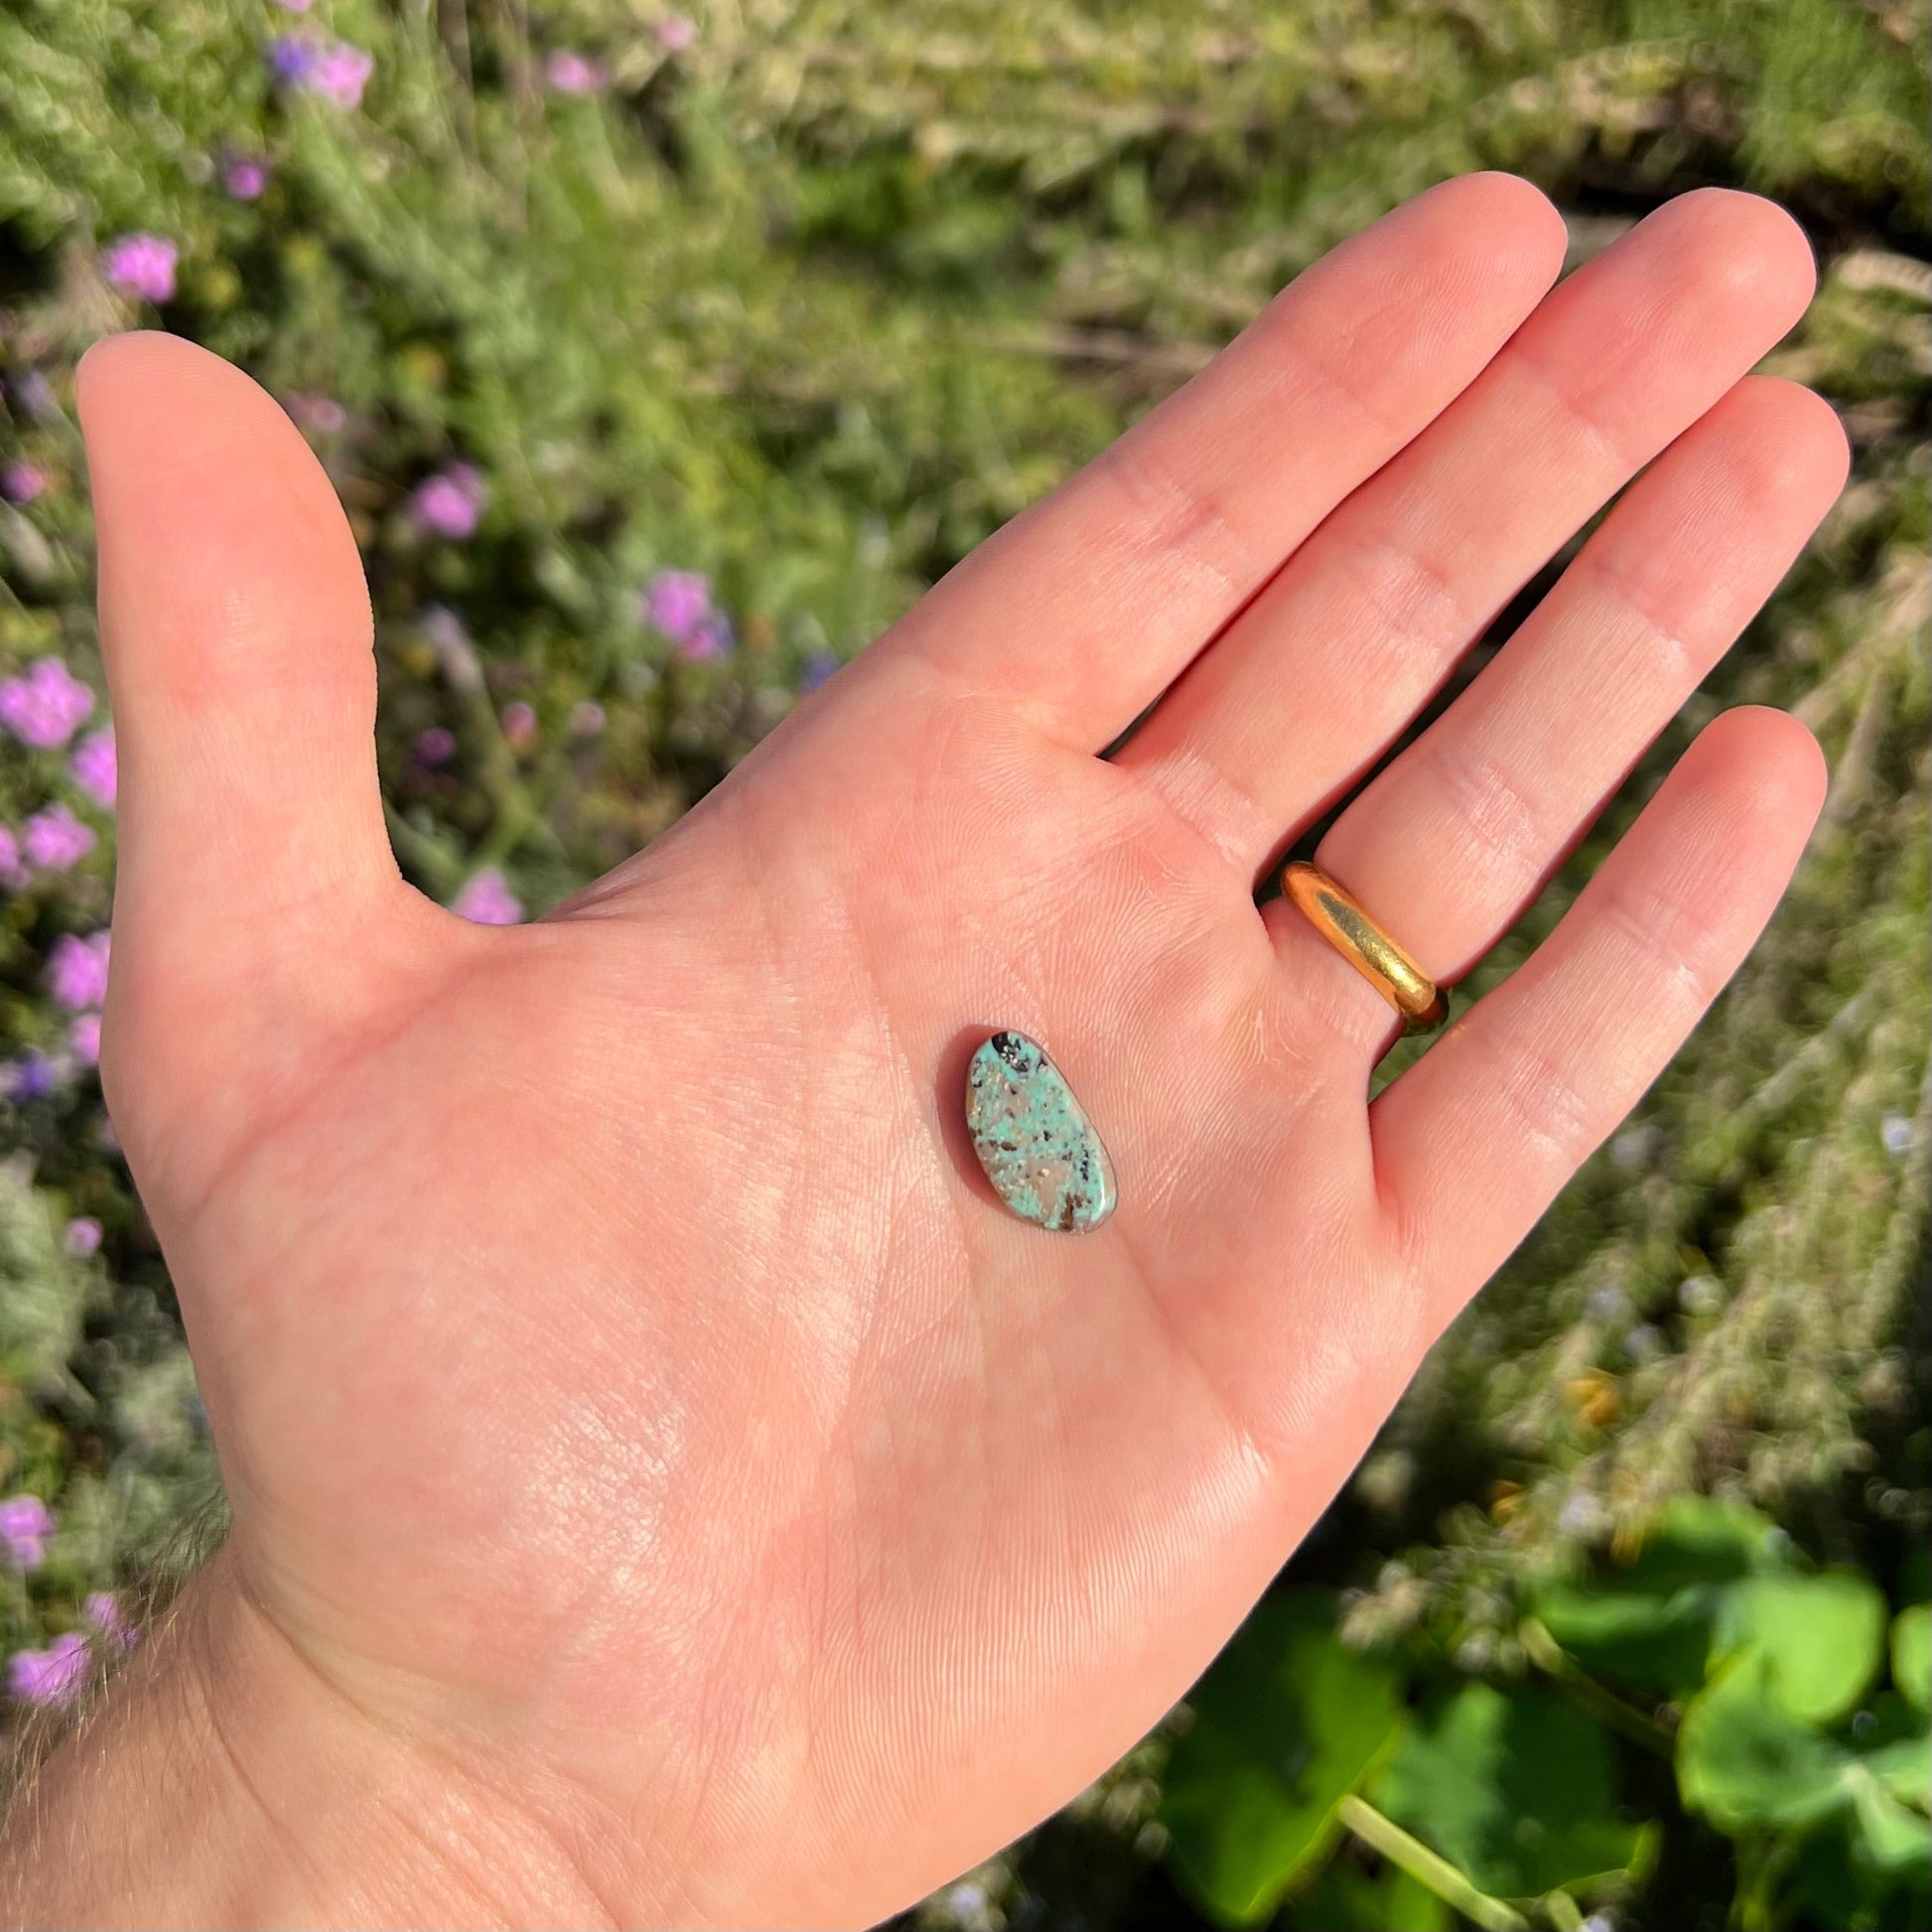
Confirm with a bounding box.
[77,333,407,1173]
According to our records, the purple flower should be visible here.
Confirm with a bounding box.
[47,931,111,1012]
[678,612,734,662]
[411,464,488,540]
[0,658,94,749]
[642,569,714,644]
[452,869,523,926]
[0,1495,54,1570]
[64,1216,103,1257]
[268,36,370,105]
[284,393,346,435]
[100,233,179,305]
[414,726,457,766]
[222,154,272,201]
[70,729,117,810]
[657,14,698,51]
[310,42,375,108]
[799,650,839,692]
[5,1054,56,1102]
[270,0,314,11]
[0,827,24,891]
[568,700,606,739]
[69,1014,102,1067]
[500,700,537,752]
[544,50,611,94]
[82,1592,135,1649]
[265,35,320,85]
[8,372,58,425]
[8,1634,87,1706]
[23,804,95,873]
[1,462,49,505]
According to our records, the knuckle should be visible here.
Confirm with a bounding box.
[1414,737,1546,888]
[1492,1027,1597,1170]
[1089,437,1246,610]
[1593,878,1711,1018]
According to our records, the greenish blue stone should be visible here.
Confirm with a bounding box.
[965,1032,1117,1234]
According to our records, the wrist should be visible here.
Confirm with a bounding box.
[0,1548,615,1929]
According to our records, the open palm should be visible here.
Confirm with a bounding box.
[64,176,1843,1928]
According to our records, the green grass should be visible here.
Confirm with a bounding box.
[0,2,1926,1924]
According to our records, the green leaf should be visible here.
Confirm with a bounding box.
[1713,1572,1888,1724]
[1613,1497,1789,1589]
[1288,1861,1453,1932]
[1861,1727,1931,1811]
[1676,1651,1855,1831]
[1845,1763,1932,1874]
[1783,1808,1932,1931]
[1680,1644,1932,1890]
[1532,1497,1790,1699]
[1373,1684,1646,1899]
[1533,1579,1719,1701]
[1891,1603,1930,1716]
[1161,1592,1405,1927]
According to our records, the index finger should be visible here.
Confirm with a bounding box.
[874,173,1569,750]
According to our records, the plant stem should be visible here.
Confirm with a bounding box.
[1521,1616,1677,1755]
[1336,1794,1530,1932]
[1545,1888,1587,1931]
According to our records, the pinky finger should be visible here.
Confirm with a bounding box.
[1370,706,1826,1325]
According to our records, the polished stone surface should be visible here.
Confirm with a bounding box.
[965,1031,1116,1233]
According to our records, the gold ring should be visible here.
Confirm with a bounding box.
[1281,861,1448,1035]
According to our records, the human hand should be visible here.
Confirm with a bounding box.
[5,175,1845,1928]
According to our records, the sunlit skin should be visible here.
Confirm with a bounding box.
[0,176,1848,1928]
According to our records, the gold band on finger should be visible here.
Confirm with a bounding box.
[1281,862,1449,1035]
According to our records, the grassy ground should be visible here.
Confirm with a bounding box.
[0,2,1926,1925]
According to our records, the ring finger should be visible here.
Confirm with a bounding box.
[1266,372,1848,1037]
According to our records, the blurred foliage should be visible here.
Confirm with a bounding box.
[0,0,1926,1925]
[1152,1517,1926,1932]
